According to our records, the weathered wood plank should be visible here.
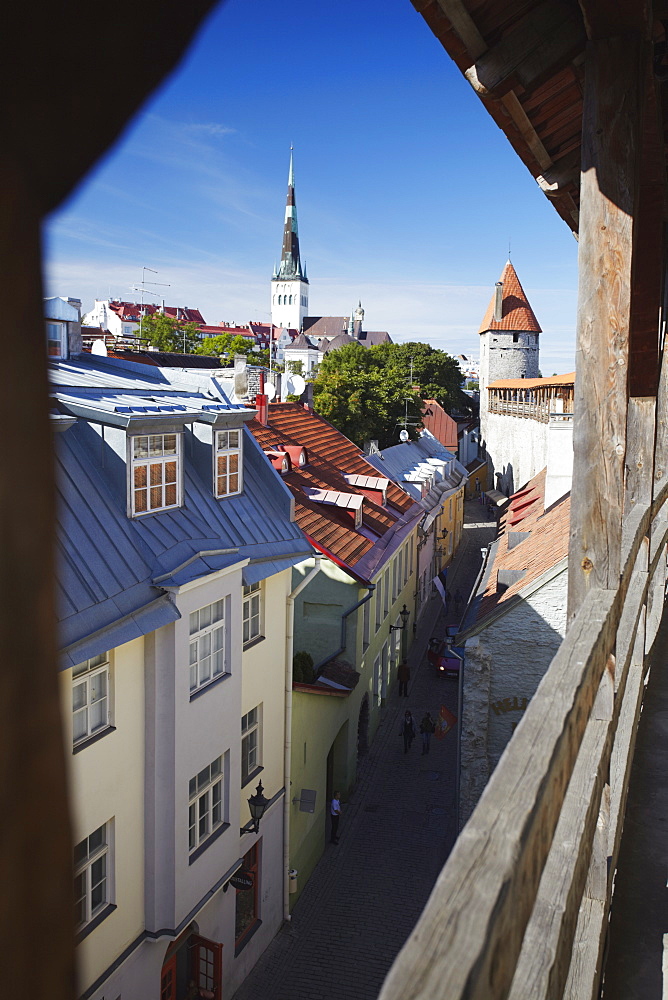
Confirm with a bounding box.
[507,713,609,1000]
[378,589,616,1000]
[624,398,656,511]
[567,35,643,623]
[464,0,585,98]
[563,897,606,1000]
[432,0,486,60]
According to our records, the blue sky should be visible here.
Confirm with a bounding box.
[43,0,578,374]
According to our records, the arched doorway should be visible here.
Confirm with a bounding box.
[357,694,369,756]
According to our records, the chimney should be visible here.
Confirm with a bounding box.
[255,393,269,425]
[494,282,503,322]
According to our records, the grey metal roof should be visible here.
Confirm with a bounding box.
[54,355,313,665]
[365,433,467,502]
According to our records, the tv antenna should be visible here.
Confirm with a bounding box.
[133,267,170,340]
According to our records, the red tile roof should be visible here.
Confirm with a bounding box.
[474,469,570,623]
[109,301,205,325]
[421,399,458,451]
[247,403,415,579]
[477,261,542,334]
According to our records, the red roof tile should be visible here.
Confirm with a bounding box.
[475,469,570,622]
[247,403,414,578]
[477,261,542,334]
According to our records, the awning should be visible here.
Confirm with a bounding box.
[485,489,510,508]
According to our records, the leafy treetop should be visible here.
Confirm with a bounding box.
[311,341,470,449]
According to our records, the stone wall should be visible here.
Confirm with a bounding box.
[460,569,567,826]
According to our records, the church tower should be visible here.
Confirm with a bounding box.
[271,149,309,331]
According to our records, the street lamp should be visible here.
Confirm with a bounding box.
[243,780,269,835]
[390,604,411,659]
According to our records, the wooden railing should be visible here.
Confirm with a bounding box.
[488,397,575,423]
[378,475,668,1000]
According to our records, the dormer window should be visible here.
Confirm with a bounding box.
[46,321,66,358]
[215,429,242,498]
[131,433,180,515]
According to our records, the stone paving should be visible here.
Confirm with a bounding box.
[232,501,497,1000]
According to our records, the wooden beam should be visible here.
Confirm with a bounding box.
[578,0,652,41]
[464,0,585,98]
[567,35,644,622]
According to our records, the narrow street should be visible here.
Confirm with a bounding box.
[233,501,496,1000]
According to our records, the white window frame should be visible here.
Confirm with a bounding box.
[74,821,112,931]
[46,320,66,358]
[130,432,181,516]
[242,582,262,646]
[383,568,390,615]
[241,706,262,785]
[362,596,370,649]
[214,428,243,498]
[189,599,228,694]
[189,755,225,853]
[72,653,111,746]
[375,575,383,630]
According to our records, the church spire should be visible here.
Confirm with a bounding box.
[277,148,306,283]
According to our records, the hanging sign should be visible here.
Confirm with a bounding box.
[229,870,254,891]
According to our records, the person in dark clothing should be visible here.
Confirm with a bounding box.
[397,659,410,697]
[402,710,416,753]
[420,712,436,754]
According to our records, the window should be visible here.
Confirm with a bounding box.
[190,936,223,993]
[397,550,403,595]
[74,822,111,931]
[189,755,225,853]
[241,706,261,784]
[235,843,260,948]
[375,576,383,630]
[72,653,111,746]
[243,582,262,645]
[46,320,66,357]
[384,568,390,614]
[373,654,382,705]
[362,597,370,649]
[215,429,242,498]
[189,600,227,693]
[131,433,180,515]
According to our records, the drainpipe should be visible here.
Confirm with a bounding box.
[283,554,322,920]
[311,585,375,675]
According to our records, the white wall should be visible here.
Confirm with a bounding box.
[482,411,549,496]
[62,637,146,995]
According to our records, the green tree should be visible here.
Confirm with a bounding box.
[140,312,200,354]
[196,333,234,358]
[312,342,422,448]
[311,340,470,448]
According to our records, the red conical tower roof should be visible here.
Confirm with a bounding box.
[478,261,542,334]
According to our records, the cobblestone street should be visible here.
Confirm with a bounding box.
[232,501,496,1000]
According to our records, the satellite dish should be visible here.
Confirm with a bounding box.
[285,374,306,397]
[91,339,108,356]
[399,428,410,443]
[265,381,277,401]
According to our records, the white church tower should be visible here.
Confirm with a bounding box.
[271,150,309,331]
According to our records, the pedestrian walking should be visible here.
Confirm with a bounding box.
[402,710,416,754]
[420,712,436,755]
[330,791,341,843]
[397,659,410,697]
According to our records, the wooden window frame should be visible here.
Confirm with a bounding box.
[242,582,262,646]
[241,706,261,785]
[130,432,181,516]
[189,600,227,694]
[188,755,225,854]
[72,652,111,746]
[73,821,111,931]
[235,844,260,949]
[214,428,243,499]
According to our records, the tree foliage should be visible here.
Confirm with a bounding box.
[140,312,200,354]
[311,341,470,449]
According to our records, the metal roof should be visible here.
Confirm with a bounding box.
[365,432,467,502]
[55,355,312,664]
